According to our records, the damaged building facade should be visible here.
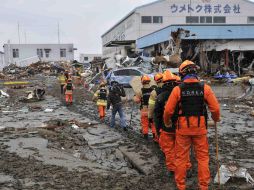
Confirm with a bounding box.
[102,0,254,74]
[3,43,76,67]
[102,0,254,58]
[135,0,254,74]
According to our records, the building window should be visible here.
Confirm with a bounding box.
[247,17,254,23]
[141,16,152,23]
[37,49,43,58]
[44,49,51,58]
[213,16,226,23]
[60,49,66,58]
[186,16,199,23]
[200,16,212,23]
[84,57,88,61]
[153,16,163,23]
[12,49,19,58]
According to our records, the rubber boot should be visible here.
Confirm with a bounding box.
[143,134,148,140]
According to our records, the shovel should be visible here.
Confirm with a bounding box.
[215,122,221,186]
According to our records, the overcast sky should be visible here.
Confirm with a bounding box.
[1,0,253,57]
[0,0,155,57]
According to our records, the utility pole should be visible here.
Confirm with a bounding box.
[18,22,21,44]
[58,22,61,60]
[24,31,27,44]
[57,22,60,44]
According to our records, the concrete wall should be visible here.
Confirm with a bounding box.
[102,0,254,58]
[3,44,75,66]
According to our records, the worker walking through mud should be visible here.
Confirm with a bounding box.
[63,78,75,105]
[148,72,164,142]
[164,60,221,190]
[93,82,108,122]
[107,81,127,131]
[58,72,67,94]
[133,75,157,140]
[154,70,192,178]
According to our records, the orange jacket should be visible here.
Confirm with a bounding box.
[163,78,220,135]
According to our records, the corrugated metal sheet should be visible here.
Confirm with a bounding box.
[137,25,254,49]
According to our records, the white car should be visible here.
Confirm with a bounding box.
[106,67,153,87]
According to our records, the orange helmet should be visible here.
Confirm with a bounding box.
[174,74,181,82]
[179,60,196,75]
[162,70,176,83]
[141,75,151,84]
[154,73,163,83]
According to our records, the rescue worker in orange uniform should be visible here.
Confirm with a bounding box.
[164,60,220,190]
[154,70,192,177]
[133,75,157,140]
[93,82,108,121]
[148,73,164,142]
[63,78,75,105]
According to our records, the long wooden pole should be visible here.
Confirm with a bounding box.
[215,122,221,186]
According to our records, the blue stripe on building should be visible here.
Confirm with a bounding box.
[136,25,254,49]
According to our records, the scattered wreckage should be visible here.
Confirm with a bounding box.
[19,87,45,103]
[214,164,254,186]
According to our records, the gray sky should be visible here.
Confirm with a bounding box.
[1,0,253,57]
[0,0,155,57]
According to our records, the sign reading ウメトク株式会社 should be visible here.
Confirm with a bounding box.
[170,3,241,14]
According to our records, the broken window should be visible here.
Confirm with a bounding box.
[44,49,51,58]
[247,17,254,23]
[153,16,163,23]
[213,16,226,23]
[186,16,199,23]
[200,16,212,23]
[141,16,152,23]
[60,49,66,58]
[12,49,19,58]
[37,49,43,58]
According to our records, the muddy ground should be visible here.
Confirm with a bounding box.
[0,75,253,190]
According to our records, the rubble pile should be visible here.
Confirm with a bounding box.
[1,62,69,80]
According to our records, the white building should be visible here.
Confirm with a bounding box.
[102,0,254,58]
[0,51,4,70]
[79,53,102,63]
[3,43,76,67]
